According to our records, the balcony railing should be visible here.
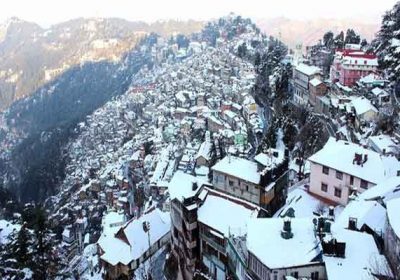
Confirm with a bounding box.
[200,232,226,254]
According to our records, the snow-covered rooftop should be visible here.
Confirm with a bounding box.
[247,218,321,269]
[309,78,323,87]
[254,149,285,171]
[198,190,259,237]
[351,97,378,116]
[295,63,321,76]
[371,87,389,96]
[212,155,260,184]
[332,199,386,234]
[368,134,398,154]
[358,176,400,202]
[196,140,212,161]
[323,229,390,280]
[308,138,400,184]
[168,170,208,202]
[98,208,170,266]
[358,73,386,85]
[274,186,331,218]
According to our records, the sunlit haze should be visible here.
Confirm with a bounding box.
[1,0,398,26]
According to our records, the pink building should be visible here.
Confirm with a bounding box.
[330,49,378,87]
[308,138,400,205]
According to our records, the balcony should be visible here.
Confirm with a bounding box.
[185,238,197,249]
[183,219,197,231]
[200,232,226,254]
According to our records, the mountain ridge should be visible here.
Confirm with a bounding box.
[0,17,204,111]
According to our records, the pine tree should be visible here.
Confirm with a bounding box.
[334,31,345,49]
[344,29,361,45]
[323,31,334,49]
[14,225,31,267]
[283,121,298,151]
[375,2,400,83]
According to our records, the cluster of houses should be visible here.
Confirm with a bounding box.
[40,16,400,280]
[45,17,271,279]
[290,42,396,141]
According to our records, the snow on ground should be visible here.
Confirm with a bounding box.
[79,244,102,280]
[0,220,21,245]
[276,128,285,152]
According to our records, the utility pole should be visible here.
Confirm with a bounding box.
[142,221,152,279]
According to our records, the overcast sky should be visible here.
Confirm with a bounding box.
[1,0,398,27]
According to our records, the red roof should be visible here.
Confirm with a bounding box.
[336,49,376,59]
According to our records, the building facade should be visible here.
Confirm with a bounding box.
[330,49,378,87]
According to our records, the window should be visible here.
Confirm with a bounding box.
[397,170,400,177]
[229,180,234,187]
[321,183,328,192]
[334,187,342,198]
[336,171,343,180]
[350,175,354,185]
[291,272,299,278]
[360,179,368,189]
[245,185,249,191]
[322,165,329,175]
[311,272,319,280]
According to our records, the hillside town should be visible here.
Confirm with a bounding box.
[1,5,400,280]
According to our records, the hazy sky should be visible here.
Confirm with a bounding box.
[1,0,398,27]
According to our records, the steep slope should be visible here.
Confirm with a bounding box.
[0,17,203,111]
[2,36,155,202]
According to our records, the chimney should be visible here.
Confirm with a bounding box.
[363,154,368,164]
[348,217,357,231]
[328,206,335,220]
[353,153,362,165]
[192,181,198,191]
[281,218,293,239]
[283,218,291,232]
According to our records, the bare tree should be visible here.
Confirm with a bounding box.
[369,249,399,280]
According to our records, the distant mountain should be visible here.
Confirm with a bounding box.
[256,17,379,50]
[0,17,203,111]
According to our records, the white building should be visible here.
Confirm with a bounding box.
[247,218,325,280]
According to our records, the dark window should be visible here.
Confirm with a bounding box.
[245,185,249,191]
[397,170,400,176]
[350,175,354,185]
[322,165,329,175]
[311,272,319,280]
[360,180,368,189]
[334,187,342,198]
[229,180,234,187]
[291,272,298,278]
[321,183,328,192]
[336,171,343,180]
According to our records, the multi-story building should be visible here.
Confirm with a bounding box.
[385,197,400,274]
[292,63,322,105]
[98,208,170,279]
[308,138,400,205]
[197,189,262,280]
[309,78,328,107]
[247,218,325,280]
[211,150,288,215]
[168,171,210,278]
[329,49,378,87]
